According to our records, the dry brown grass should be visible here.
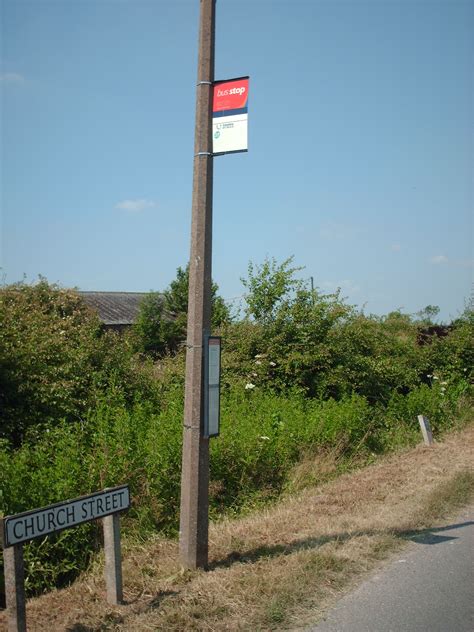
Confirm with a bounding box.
[2,425,473,632]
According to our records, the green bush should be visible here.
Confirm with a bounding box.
[0,280,159,446]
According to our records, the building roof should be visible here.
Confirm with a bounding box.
[78,291,149,326]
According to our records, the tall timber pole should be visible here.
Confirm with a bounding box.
[179,0,216,570]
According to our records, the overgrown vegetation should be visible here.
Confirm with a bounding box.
[4,428,472,631]
[0,258,472,599]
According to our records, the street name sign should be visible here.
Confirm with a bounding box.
[2,486,130,629]
[1,485,130,548]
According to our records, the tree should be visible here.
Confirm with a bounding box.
[163,264,231,328]
[163,266,189,315]
[133,292,181,356]
[240,256,304,324]
[415,305,440,324]
[236,256,353,395]
[133,265,231,357]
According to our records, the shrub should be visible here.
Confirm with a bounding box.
[0,280,159,446]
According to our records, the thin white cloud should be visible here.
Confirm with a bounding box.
[318,222,360,241]
[429,255,449,265]
[0,72,25,84]
[115,198,156,212]
[456,258,474,268]
[428,255,473,268]
[321,279,361,294]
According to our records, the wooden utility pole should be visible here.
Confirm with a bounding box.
[179,0,215,570]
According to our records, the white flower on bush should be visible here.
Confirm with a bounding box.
[433,375,439,380]
[245,383,256,390]
[269,361,276,367]
[259,436,270,441]
[255,360,262,365]
[441,381,448,386]
[255,354,263,359]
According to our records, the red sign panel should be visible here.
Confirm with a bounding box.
[213,78,249,114]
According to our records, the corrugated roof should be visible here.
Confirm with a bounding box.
[78,291,149,325]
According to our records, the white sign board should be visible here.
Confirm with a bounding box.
[204,336,221,437]
[212,77,249,155]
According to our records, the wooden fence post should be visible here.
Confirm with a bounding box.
[103,513,123,605]
[3,544,27,632]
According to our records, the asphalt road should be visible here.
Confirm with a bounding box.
[308,505,474,632]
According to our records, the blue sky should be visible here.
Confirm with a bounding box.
[1,0,472,321]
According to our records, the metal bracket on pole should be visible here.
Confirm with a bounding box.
[197,81,213,86]
[194,152,213,157]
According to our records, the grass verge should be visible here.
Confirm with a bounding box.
[1,425,473,631]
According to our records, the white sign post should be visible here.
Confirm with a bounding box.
[3,545,26,632]
[417,415,434,446]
